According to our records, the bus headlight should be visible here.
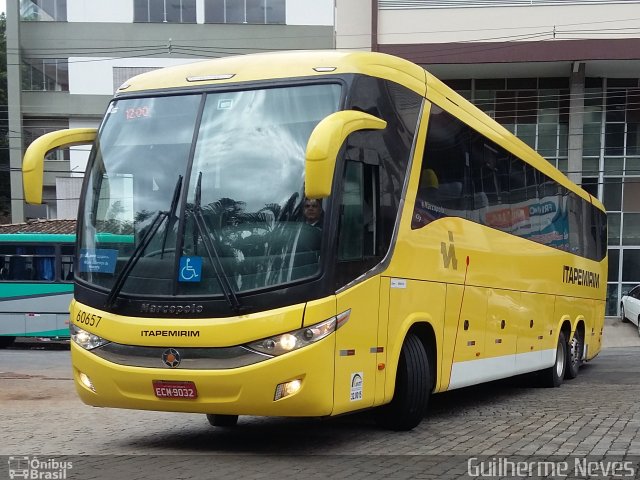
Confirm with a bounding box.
[70,324,110,350]
[246,316,338,356]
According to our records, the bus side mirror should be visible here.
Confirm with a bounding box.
[305,110,387,199]
[22,128,98,204]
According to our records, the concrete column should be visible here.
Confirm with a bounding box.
[567,61,585,186]
[7,0,25,222]
[335,0,371,51]
[196,0,205,24]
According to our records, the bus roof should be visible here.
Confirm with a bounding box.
[117,50,427,96]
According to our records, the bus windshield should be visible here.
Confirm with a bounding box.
[78,83,342,301]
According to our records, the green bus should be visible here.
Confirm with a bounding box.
[0,220,75,348]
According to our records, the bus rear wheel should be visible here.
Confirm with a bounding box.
[375,333,430,431]
[565,330,583,380]
[206,414,238,427]
[541,331,567,387]
[0,336,16,349]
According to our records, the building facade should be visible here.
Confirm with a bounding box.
[337,0,640,316]
[6,0,334,218]
[7,0,640,315]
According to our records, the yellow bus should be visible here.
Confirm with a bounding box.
[22,51,607,430]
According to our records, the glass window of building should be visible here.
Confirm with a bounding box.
[20,0,67,21]
[596,79,640,315]
[134,0,197,23]
[472,77,569,173]
[21,58,69,92]
[205,0,286,24]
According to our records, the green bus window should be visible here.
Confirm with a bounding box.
[61,245,74,281]
[9,247,30,280]
[34,246,55,281]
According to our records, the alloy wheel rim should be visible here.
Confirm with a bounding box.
[556,342,565,378]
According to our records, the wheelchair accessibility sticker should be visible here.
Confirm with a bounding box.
[179,256,202,282]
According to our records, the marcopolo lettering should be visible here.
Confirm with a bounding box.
[140,303,204,314]
[140,330,200,337]
[562,265,600,288]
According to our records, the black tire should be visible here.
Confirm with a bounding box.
[375,333,430,431]
[565,330,583,380]
[621,304,629,323]
[206,414,238,427]
[0,336,16,349]
[541,331,567,387]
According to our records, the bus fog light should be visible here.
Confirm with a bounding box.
[274,379,302,401]
[79,372,96,392]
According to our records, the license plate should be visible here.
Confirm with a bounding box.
[152,380,198,399]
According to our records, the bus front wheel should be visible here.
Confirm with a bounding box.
[375,333,430,431]
[206,414,238,427]
[541,331,567,387]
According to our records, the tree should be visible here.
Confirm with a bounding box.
[0,12,9,223]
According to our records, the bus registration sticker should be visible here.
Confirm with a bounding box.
[350,372,363,401]
[152,380,198,399]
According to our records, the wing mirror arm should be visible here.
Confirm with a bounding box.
[305,110,387,199]
[22,128,97,204]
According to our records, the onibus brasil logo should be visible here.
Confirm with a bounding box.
[8,457,73,479]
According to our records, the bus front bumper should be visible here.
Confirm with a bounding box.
[71,337,336,417]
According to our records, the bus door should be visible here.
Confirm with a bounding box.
[332,159,382,415]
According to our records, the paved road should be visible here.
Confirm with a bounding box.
[604,316,640,348]
[2,324,640,479]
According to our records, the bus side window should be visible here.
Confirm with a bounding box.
[61,246,74,282]
[9,248,28,280]
[568,191,585,256]
[0,258,7,280]
[34,246,55,281]
[413,106,470,228]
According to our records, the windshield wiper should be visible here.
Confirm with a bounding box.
[160,175,183,259]
[191,172,242,314]
[104,176,183,309]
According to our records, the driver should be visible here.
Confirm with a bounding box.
[302,198,324,229]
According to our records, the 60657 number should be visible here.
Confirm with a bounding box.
[76,310,102,328]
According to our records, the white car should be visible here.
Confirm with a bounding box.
[621,285,640,334]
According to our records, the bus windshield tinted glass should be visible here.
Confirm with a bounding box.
[77,84,341,299]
